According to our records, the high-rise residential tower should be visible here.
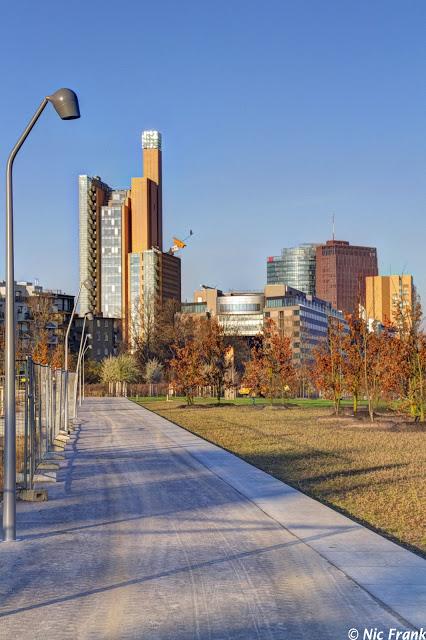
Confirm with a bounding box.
[79,175,111,315]
[316,240,378,314]
[267,243,318,296]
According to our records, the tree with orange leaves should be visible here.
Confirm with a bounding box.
[242,338,268,400]
[242,319,295,403]
[312,316,345,415]
[170,340,203,405]
[32,338,50,365]
[263,318,296,402]
[341,312,364,415]
[50,344,64,370]
[389,295,426,420]
[197,317,235,403]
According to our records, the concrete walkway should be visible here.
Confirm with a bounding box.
[0,397,424,639]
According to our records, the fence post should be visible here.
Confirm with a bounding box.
[28,358,35,490]
[58,370,63,433]
[37,367,42,466]
[44,366,49,456]
[23,358,29,489]
[52,369,57,441]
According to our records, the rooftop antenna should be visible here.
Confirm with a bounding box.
[332,213,335,241]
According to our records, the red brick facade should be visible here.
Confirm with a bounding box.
[316,240,378,314]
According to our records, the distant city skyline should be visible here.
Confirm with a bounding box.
[0,1,424,304]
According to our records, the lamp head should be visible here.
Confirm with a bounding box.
[85,312,94,321]
[47,88,80,120]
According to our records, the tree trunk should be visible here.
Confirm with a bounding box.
[416,351,424,421]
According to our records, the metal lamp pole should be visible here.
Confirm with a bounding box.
[64,278,92,431]
[78,334,89,406]
[81,342,92,404]
[3,89,80,542]
[73,315,92,416]
[64,278,92,371]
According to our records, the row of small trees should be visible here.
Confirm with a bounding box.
[99,353,164,396]
[170,317,233,404]
[165,317,296,405]
[312,301,426,421]
[95,315,295,405]
[85,294,426,422]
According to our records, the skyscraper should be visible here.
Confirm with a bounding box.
[79,131,181,346]
[316,240,378,314]
[78,175,111,315]
[267,243,318,296]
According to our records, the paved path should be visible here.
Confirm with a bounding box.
[0,398,424,639]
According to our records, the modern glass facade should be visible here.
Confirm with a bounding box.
[219,303,261,313]
[181,302,207,314]
[265,292,346,362]
[128,252,142,342]
[267,244,318,296]
[218,314,264,336]
[143,250,160,307]
[101,191,126,318]
[129,253,141,311]
[214,293,264,336]
[267,256,286,285]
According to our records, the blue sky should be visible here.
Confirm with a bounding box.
[0,0,424,302]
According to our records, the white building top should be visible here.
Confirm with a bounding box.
[142,130,161,150]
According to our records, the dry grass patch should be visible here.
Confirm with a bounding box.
[135,400,426,555]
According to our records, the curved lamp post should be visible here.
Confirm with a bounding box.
[3,89,80,542]
[73,313,92,417]
[63,278,93,432]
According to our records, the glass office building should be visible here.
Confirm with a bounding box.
[267,243,318,296]
[101,191,127,318]
[217,293,264,335]
[264,289,346,363]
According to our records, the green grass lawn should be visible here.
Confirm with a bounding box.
[132,397,426,556]
[133,395,370,408]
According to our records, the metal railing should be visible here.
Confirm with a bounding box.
[0,358,77,492]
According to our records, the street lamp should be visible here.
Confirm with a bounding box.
[64,278,93,372]
[3,88,80,543]
[73,313,92,416]
[63,278,92,431]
